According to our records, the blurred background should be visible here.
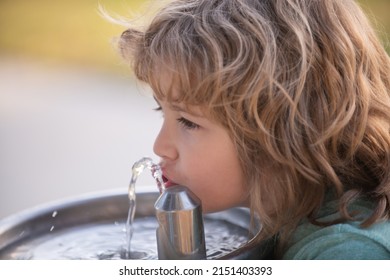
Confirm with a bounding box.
[0,0,389,219]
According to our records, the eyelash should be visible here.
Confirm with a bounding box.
[153,106,199,130]
[177,117,200,130]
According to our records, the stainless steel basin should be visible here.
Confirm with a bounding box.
[0,190,273,259]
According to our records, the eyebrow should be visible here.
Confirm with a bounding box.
[153,96,183,111]
[153,96,204,118]
[170,103,187,113]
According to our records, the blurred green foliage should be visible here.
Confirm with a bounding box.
[358,0,390,49]
[0,0,147,72]
[0,0,388,73]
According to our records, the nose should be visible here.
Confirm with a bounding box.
[153,120,178,161]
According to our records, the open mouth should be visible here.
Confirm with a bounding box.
[162,174,177,188]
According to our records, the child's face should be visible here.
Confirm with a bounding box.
[153,95,249,213]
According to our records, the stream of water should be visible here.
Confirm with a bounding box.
[125,157,164,258]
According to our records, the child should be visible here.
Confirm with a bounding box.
[118,0,390,259]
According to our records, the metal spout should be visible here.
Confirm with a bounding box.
[154,185,206,260]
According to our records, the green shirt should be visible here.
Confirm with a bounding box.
[282,197,390,259]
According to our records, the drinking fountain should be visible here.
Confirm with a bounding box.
[0,189,274,259]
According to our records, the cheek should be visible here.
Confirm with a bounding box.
[182,148,248,212]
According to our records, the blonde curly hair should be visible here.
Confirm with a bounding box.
[119,0,390,248]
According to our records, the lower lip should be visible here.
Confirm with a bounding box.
[164,180,178,188]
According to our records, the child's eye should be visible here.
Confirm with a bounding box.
[177,117,200,130]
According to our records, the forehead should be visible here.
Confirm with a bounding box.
[148,63,200,104]
[151,69,177,98]
[150,67,216,118]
